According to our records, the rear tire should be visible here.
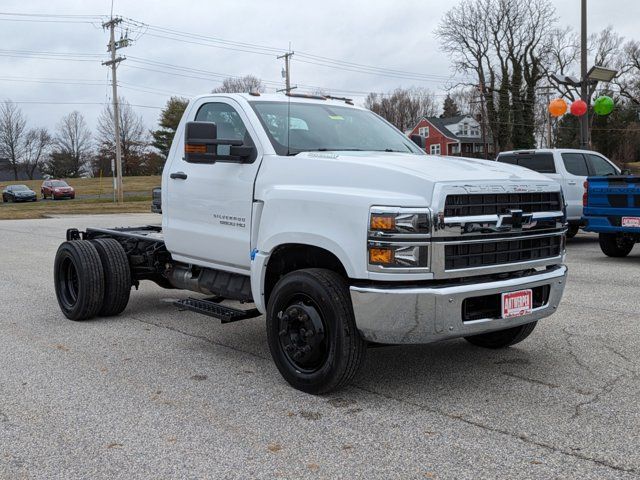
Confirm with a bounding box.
[599,233,634,257]
[91,238,131,316]
[566,224,579,239]
[266,268,367,394]
[54,241,105,321]
[464,321,537,349]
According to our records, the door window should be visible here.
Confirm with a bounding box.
[194,102,253,157]
[562,153,589,176]
[586,154,618,176]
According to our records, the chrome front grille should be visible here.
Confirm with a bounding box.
[444,192,562,217]
[429,186,566,278]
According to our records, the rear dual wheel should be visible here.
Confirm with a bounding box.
[54,239,131,320]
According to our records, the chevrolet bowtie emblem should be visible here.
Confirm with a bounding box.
[496,209,533,230]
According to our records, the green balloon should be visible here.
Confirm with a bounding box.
[594,95,614,115]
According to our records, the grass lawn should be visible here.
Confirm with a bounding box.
[0,196,153,220]
[0,175,161,198]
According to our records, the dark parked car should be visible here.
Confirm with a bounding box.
[41,180,75,200]
[151,187,161,213]
[2,184,37,202]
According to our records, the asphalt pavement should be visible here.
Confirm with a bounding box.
[1,214,639,479]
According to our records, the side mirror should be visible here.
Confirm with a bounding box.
[185,121,218,163]
[410,134,426,149]
[184,121,248,163]
[622,169,631,175]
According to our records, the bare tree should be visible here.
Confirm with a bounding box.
[212,75,265,94]
[22,128,52,179]
[615,40,640,105]
[46,111,92,178]
[364,87,438,132]
[0,100,27,180]
[95,98,150,176]
[437,0,557,151]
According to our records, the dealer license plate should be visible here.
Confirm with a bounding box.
[621,217,640,228]
[502,289,533,319]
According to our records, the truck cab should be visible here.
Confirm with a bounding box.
[53,93,568,393]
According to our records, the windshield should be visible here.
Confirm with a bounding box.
[249,101,424,156]
[12,185,29,191]
[51,181,68,187]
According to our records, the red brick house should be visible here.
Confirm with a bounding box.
[407,115,493,159]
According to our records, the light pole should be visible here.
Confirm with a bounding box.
[580,0,589,149]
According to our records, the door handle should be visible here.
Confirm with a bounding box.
[567,181,577,185]
[170,172,188,180]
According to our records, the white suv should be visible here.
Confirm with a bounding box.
[496,149,621,237]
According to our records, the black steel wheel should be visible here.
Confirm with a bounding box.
[266,268,366,394]
[54,241,105,321]
[599,233,634,257]
[464,321,537,349]
[91,238,132,316]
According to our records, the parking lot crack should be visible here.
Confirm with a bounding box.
[354,384,637,474]
[501,371,560,389]
[561,327,597,377]
[571,373,625,420]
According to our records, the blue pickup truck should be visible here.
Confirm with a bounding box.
[583,175,640,257]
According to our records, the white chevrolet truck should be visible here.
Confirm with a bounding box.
[54,93,568,393]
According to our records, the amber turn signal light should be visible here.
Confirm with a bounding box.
[369,247,394,265]
[185,144,207,154]
[370,214,395,231]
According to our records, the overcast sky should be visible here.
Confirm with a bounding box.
[1,0,639,135]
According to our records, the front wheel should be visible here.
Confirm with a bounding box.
[266,268,367,394]
[599,233,634,257]
[464,321,537,349]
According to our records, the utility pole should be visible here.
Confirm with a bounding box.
[546,90,553,148]
[102,17,129,203]
[277,51,294,93]
[580,0,589,149]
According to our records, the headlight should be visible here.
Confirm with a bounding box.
[368,206,431,272]
[369,207,430,235]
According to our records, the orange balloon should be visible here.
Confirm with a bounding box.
[549,98,568,117]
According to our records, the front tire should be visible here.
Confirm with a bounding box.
[91,238,131,316]
[464,321,537,349]
[54,241,105,321]
[266,268,366,394]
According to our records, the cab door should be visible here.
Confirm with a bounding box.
[163,98,263,274]
[558,152,589,220]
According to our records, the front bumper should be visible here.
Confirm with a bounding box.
[350,265,567,344]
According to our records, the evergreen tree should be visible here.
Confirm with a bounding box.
[440,95,461,118]
[152,97,189,159]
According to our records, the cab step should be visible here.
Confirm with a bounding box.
[174,297,261,323]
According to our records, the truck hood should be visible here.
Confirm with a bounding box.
[256,151,560,210]
[293,151,552,184]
